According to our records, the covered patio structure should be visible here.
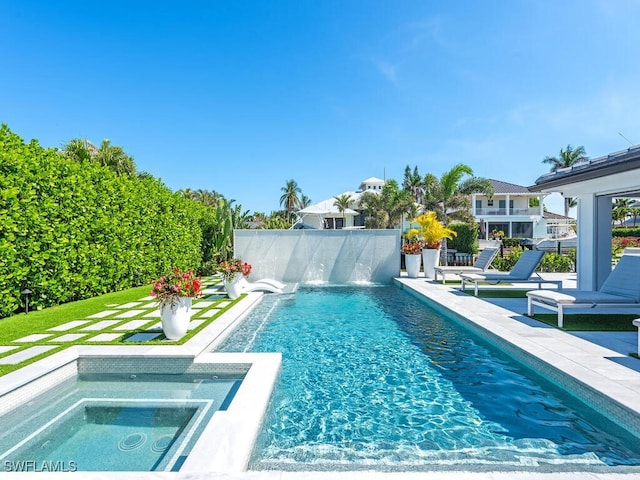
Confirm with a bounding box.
[530,145,640,290]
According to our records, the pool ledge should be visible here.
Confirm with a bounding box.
[394,277,640,438]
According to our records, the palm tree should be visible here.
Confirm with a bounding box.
[333,194,352,228]
[542,145,588,217]
[280,179,302,222]
[94,139,136,175]
[613,198,633,227]
[61,138,95,163]
[423,164,493,265]
[403,165,424,204]
[300,194,312,209]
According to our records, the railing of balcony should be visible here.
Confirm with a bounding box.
[475,207,539,216]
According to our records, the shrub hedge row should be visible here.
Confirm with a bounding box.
[612,227,640,237]
[0,125,212,317]
[447,223,478,254]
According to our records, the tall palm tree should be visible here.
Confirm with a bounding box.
[403,165,424,204]
[61,138,94,163]
[423,164,493,265]
[94,139,136,175]
[300,194,312,209]
[333,194,352,228]
[280,179,302,222]
[542,145,588,217]
[612,198,633,227]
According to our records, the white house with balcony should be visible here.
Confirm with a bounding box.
[295,177,385,229]
[472,179,575,240]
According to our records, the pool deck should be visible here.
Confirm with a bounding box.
[3,274,640,480]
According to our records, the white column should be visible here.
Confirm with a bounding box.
[576,194,612,290]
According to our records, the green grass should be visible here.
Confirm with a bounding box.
[529,313,638,331]
[460,289,529,298]
[0,279,240,377]
[0,285,152,343]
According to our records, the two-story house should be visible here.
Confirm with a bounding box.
[472,179,575,240]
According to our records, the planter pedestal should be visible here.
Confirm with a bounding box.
[160,297,192,340]
[224,275,244,299]
[422,248,441,279]
[405,254,422,278]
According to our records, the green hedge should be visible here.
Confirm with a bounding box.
[0,125,212,317]
[490,246,573,272]
[612,227,640,237]
[448,223,478,254]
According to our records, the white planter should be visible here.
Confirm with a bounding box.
[160,297,192,340]
[422,248,441,279]
[405,254,422,278]
[224,275,244,299]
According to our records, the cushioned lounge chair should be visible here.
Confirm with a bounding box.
[460,250,561,296]
[527,254,640,327]
[434,247,499,284]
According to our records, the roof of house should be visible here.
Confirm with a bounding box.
[298,195,360,216]
[487,179,535,195]
[530,144,640,191]
[543,211,575,221]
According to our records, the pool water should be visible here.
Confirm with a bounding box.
[0,373,242,471]
[218,285,640,470]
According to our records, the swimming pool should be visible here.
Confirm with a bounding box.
[0,372,242,471]
[217,285,640,471]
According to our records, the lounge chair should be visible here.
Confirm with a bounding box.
[434,247,499,284]
[527,254,640,327]
[460,250,561,296]
[238,277,285,293]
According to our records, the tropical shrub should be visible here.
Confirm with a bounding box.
[612,227,640,238]
[490,246,573,273]
[447,223,478,254]
[0,125,213,317]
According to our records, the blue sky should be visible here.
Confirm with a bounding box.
[2,1,640,215]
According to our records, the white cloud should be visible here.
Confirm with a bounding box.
[370,57,399,85]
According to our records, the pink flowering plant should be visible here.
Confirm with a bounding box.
[150,268,202,308]
[216,259,252,282]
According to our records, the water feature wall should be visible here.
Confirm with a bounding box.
[234,229,401,284]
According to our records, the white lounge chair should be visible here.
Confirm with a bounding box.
[460,250,561,296]
[434,247,499,284]
[527,254,640,327]
[238,277,285,293]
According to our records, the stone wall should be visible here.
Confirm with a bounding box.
[234,229,401,284]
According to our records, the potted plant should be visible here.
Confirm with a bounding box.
[216,258,252,299]
[150,268,202,340]
[408,212,457,279]
[402,237,423,278]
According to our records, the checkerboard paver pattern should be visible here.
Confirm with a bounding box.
[0,278,234,366]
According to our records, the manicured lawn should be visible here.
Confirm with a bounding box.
[0,278,239,377]
[0,285,152,343]
[529,313,638,331]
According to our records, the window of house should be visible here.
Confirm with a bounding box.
[513,222,533,238]
[487,199,494,207]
